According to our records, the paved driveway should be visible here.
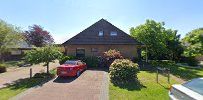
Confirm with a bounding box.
[14,69,108,100]
[0,62,59,88]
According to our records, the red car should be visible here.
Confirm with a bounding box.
[57,60,87,77]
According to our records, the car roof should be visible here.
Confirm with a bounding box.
[183,78,203,95]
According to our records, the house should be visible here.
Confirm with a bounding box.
[4,41,35,61]
[62,19,143,59]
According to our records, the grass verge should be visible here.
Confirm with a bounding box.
[110,71,181,100]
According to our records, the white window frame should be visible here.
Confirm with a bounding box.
[98,31,103,36]
[110,31,117,36]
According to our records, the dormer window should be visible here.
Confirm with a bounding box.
[98,31,103,36]
[110,31,117,36]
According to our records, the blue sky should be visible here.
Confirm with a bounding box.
[0,0,203,44]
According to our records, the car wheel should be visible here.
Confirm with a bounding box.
[76,71,80,77]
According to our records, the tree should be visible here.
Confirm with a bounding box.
[24,25,54,47]
[0,19,23,61]
[165,29,184,60]
[182,28,203,57]
[130,19,183,60]
[25,46,62,73]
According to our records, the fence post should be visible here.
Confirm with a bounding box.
[168,69,170,84]
[156,69,158,83]
[30,68,32,78]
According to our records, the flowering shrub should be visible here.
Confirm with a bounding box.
[103,49,123,67]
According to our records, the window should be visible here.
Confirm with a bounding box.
[98,31,103,36]
[76,48,85,57]
[110,31,117,36]
[64,61,77,65]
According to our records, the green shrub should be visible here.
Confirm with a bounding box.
[59,55,76,65]
[132,57,140,63]
[81,56,99,68]
[185,56,199,66]
[0,64,6,73]
[150,60,175,68]
[110,59,139,84]
[180,56,199,66]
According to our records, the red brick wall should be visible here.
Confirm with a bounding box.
[64,44,139,59]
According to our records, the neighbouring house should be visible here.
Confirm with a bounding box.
[62,19,143,59]
[4,41,35,61]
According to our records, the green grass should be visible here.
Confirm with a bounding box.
[3,60,24,68]
[149,60,203,80]
[0,69,56,100]
[0,78,47,100]
[110,62,203,100]
[169,65,203,80]
[110,71,181,100]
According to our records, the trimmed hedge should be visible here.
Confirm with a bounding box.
[110,59,139,84]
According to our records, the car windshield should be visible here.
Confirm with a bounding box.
[64,61,77,65]
[183,78,203,95]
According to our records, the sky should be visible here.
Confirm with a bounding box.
[0,0,203,44]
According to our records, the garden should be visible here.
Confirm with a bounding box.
[109,20,203,100]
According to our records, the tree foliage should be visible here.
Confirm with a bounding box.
[130,19,183,60]
[24,25,54,47]
[182,28,203,56]
[25,46,62,73]
[0,19,23,61]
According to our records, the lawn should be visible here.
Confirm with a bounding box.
[0,69,56,100]
[110,71,181,100]
[150,61,203,80]
[169,64,203,80]
[3,60,24,67]
[110,62,203,100]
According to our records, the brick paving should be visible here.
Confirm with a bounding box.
[13,69,108,100]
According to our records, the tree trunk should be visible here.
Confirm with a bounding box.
[46,62,49,74]
[0,53,4,63]
[146,46,148,62]
[0,53,2,62]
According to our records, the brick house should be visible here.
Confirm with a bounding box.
[62,19,143,59]
[4,41,35,61]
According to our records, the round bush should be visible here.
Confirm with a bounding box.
[0,64,7,73]
[109,59,139,84]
